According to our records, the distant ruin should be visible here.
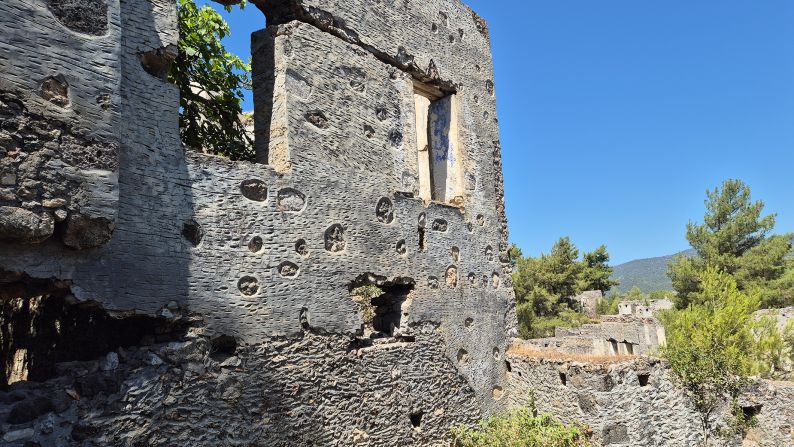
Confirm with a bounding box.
[0,0,792,446]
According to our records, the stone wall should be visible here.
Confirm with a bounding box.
[0,0,121,249]
[0,0,514,445]
[505,348,794,447]
[526,315,667,357]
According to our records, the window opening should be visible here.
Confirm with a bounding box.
[413,82,463,205]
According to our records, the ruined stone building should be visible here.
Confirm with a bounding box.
[0,0,515,445]
[1,0,794,446]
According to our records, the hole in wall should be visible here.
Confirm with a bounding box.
[0,274,188,386]
[305,110,329,129]
[295,239,309,257]
[210,335,237,362]
[376,197,395,224]
[410,411,423,430]
[623,341,634,356]
[299,307,310,330]
[138,45,178,81]
[349,275,415,342]
[277,188,307,213]
[47,0,109,35]
[559,372,567,386]
[238,276,259,296]
[278,261,300,278]
[248,236,264,253]
[324,224,346,253]
[427,276,439,289]
[445,265,458,288]
[505,360,512,372]
[638,373,650,387]
[240,179,268,202]
[388,129,403,147]
[432,219,448,232]
[742,404,762,419]
[40,76,69,107]
[182,220,203,247]
[456,349,468,364]
[608,339,619,355]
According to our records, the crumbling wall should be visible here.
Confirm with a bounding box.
[527,315,666,357]
[0,0,121,249]
[0,0,514,444]
[0,314,480,446]
[505,349,794,447]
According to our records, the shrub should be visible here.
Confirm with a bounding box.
[661,268,759,444]
[451,394,592,447]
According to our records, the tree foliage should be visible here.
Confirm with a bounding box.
[512,238,618,338]
[452,393,592,447]
[170,0,254,160]
[661,268,760,444]
[668,179,794,309]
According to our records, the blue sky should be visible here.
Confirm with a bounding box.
[199,0,794,265]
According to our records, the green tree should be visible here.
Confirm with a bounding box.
[512,238,617,338]
[509,243,523,270]
[595,295,619,315]
[170,0,254,160]
[669,180,793,308]
[662,268,760,444]
[578,245,619,293]
[513,238,581,320]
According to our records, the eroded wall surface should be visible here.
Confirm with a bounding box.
[505,352,794,447]
[0,0,515,445]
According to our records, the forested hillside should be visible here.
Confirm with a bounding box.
[611,250,695,293]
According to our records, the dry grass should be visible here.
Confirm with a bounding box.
[507,342,638,365]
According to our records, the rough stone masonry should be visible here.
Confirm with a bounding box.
[0,0,516,445]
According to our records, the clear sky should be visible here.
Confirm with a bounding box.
[199,0,794,265]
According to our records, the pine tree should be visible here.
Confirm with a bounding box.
[669,180,793,308]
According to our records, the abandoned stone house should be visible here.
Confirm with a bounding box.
[618,298,674,318]
[0,0,515,445]
[1,0,793,446]
[526,315,667,358]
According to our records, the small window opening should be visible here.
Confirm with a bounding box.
[559,372,567,386]
[350,276,415,343]
[413,82,463,205]
[623,341,634,356]
[638,373,650,387]
[742,404,762,419]
[410,411,423,430]
[608,339,619,355]
[505,360,512,373]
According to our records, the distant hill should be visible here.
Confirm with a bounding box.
[610,249,696,294]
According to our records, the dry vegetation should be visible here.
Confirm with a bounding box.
[507,342,638,365]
